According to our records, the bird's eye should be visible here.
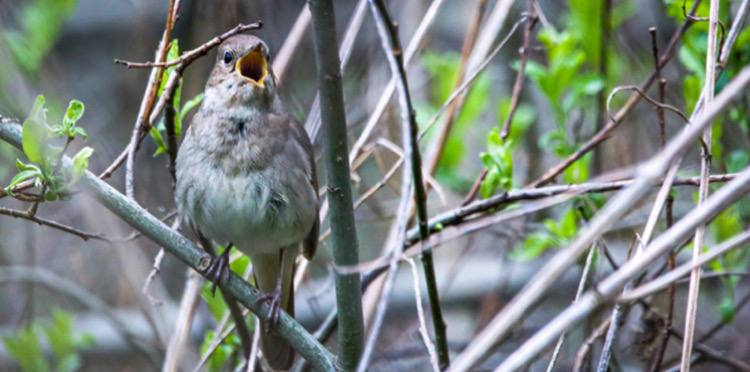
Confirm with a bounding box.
[223,51,233,65]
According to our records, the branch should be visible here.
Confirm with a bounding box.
[0,206,108,241]
[499,0,537,140]
[405,173,736,245]
[0,122,338,372]
[308,1,365,370]
[682,1,719,369]
[545,242,598,371]
[363,0,449,369]
[620,229,750,302]
[114,22,263,70]
[124,0,180,199]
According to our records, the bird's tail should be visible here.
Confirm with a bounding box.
[252,249,297,370]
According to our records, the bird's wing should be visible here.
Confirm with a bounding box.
[284,114,319,260]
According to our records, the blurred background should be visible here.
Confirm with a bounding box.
[1,0,749,371]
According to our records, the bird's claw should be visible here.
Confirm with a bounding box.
[255,287,282,327]
[206,245,232,295]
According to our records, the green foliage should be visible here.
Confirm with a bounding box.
[55,100,88,140]
[3,308,94,372]
[511,208,579,261]
[4,0,78,74]
[479,129,513,198]
[478,100,536,198]
[200,330,241,372]
[526,26,603,162]
[418,51,491,190]
[708,146,750,322]
[21,95,51,169]
[5,95,91,199]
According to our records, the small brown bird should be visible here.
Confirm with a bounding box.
[175,34,318,370]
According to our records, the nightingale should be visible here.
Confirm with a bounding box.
[175,34,319,370]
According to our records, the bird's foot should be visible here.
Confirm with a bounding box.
[206,244,233,295]
[255,279,284,327]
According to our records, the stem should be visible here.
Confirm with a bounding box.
[366,0,450,368]
[682,1,719,368]
[308,0,365,370]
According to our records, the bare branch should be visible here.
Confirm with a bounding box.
[0,206,108,241]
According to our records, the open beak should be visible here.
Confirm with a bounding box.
[236,46,268,87]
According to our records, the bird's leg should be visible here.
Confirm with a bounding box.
[197,234,232,295]
[255,253,287,327]
[196,236,252,356]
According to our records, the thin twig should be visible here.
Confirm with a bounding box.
[124,0,180,199]
[545,242,598,372]
[365,1,450,368]
[114,23,263,70]
[303,0,367,143]
[272,6,310,82]
[495,164,750,371]
[347,0,448,162]
[596,239,637,372]
[405,258,441,371]
[463,0,533,206]
[572,318,611,372]
[648,25,676,372]
[682,1,719,369]
[500,0,537,140]
[619,229,750,302]
[354,15,527,209]
[405,173,736,246]
[423,0,488,179]
[162,270,203,372]
[0,206,108,241]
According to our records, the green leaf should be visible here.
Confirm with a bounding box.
[719,297,736,323]
[22,95,49,165]
[511,233,556,261]
[43,308,75,362]
[149,126,167,157]
[157,39,180,97]
[7,168,41,191]
[69,147,93,186]
[201,285,227,321]
[179,93,204,123]
[72,127,87,140]
[62,100,84,131]
[3,325,50,372]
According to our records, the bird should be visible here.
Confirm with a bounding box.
[175,34,319,370]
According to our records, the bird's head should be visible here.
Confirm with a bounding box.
[206,34,277,108]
